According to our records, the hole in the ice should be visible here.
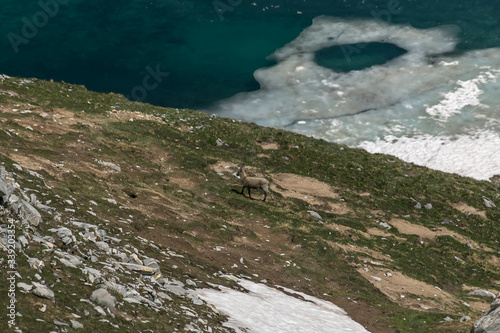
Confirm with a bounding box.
[315,42,407,72]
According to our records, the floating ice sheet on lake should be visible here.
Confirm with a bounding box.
[212,16,500,180]
[197,279,370,333]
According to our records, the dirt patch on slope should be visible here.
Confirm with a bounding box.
[271,173,339,199]
[270,173,350,213]
[330,241,393,263]
[209,161,239,175]
[106,110,164,123]
[388,218,491,251]
[357,268,460,312]
[255,141,279,150]
[451,202,487,219]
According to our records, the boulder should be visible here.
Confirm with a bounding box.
[469,289,496,299]
[0,168,14,206]
[11,199,42,226]
[472,294,500,333]
[32,282,55,301]
[90,288,116,311]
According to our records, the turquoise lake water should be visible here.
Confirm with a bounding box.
[1,0,500,179]
[1,0,499,108]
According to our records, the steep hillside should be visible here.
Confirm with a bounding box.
[0,74,499,332]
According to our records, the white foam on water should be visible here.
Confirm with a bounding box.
[211,16,500,180]
[197,279,370,333]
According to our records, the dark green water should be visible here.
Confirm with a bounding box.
[1,0,499,108]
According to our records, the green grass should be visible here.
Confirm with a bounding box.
[0,75,499,332]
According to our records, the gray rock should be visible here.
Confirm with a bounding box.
[379,221,391,230]
[18,235,29,248]
[128,253,143,265]
[483,196,496,208]
[94,305,107,316]
[0,168,15,205]
[121,262,157,276]
[55,250,82,267]
[157,291,173,302]
[472,305,500,333]
[424,203,432,210]
[17,282,33,292]
[58,258,77,269]
[83,267,102,283]
[469,289,496,299]
[70,319,84,329]
[48,227,74,245]
[124,297,142,304]
[95,241,110,251]
[460,315,471,322]
[490,297,500,311]
[11,199,42,226]
[490,175,500,187]
[90,288,116,311]
[103,281,127,296]
[32,282,55,301]
[307,210,322,220]
[54,320,69,326]
[12,164,23,171]
[27,258,45,270]
[164,280,188,296]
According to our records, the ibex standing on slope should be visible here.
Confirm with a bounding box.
[237,166,274,201]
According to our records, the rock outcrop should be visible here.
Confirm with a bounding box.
[472,294,500,333]
[0,165,226,332]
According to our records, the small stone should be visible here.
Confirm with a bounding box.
[12,199,42,226]
[90,288,116,311]
[443,316,453,322]
[460,315,471,322]
[424,203,432,210]
[94,306,107,316]
[32,282,55,301]
[70,319,84,329]
[128,253,143,265]
[58,258,77,269]
[18,235,29,248]
[490,175,500,187]
[95,241,110,251]
[105,198,117,205]
[483,196,496,208]
[122,263,157,275]
[124,297,142,304]
[54,320,69,326]
[379,221,391,230]
[307,210,322,220]
[17,282,33,292]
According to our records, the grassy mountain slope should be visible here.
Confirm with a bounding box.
[1,75,499,332]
